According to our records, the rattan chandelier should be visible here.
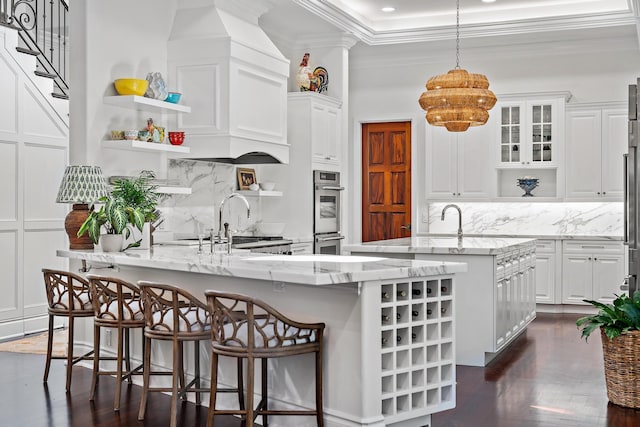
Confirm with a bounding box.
[418,0,496,132]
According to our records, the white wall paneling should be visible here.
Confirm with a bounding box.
[23,144,68,221]
[0,230,20,326]
[0,54,18,134]
[0,141,18,221]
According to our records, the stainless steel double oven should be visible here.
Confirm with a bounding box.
[313,170,344,254]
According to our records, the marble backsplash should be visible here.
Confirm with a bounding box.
[157,159,256,237]
[426,202,623,237]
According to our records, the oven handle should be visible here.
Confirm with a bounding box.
[316,235,346,242]
[318,185,345,191]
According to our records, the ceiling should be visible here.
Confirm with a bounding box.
[262,0,638,45]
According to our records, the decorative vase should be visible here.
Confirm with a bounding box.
[516,178,539,197]
[100,233,124,252]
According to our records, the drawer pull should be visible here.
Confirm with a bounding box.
[581,245,606,249]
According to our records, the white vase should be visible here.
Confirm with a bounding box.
[100,234,124,252]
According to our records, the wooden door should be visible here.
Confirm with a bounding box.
[362,122,411,242]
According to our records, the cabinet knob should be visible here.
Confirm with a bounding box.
[597,192,600,195]
[594,257,598,261]
[527,161,530,165]
[588,257,592,260]
[452,192,456,196]
[457,193,461,196]
[521,161,525,164]
[603,192,606,195]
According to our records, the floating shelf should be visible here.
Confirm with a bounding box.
[154,186,192,195]
[102,139,190,154]
[237,190,283,197]
[103,95,191,113]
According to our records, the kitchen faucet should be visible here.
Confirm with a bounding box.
[218,192,251,247]
[441,204,463,238]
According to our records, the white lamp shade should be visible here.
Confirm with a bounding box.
[56,165,108,204]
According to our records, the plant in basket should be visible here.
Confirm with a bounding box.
[577,291,640,408]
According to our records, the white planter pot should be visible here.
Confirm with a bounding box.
[100,234,124,252]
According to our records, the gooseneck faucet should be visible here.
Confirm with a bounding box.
[441,204,463,238]
[218,193,251,241]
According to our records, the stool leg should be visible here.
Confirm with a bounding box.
[65,316,75,392]
[206,352,219,427]
[114,326,124,411]
[316,349,324,427]
[194,340,201,406]
[124,328,132,384]
[261,358,268,427]
[43,314,54,383]
[169,338,181,427]
[178,341,185,401]
[246,356,255,427]
[237,358,245,413]
[90,323,101,401]
[137,335,152,421]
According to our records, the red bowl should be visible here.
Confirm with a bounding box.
[168,132,185,145]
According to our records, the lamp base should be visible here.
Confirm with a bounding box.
[65,204,94,250]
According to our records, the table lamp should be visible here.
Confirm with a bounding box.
[56,165,108,250]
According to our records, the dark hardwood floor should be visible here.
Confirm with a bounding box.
[0,313,639,426]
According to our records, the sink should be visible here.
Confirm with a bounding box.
[246,255,385,263]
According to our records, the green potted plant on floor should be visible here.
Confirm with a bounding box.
[77,171,159,251]
[577,291,640,408]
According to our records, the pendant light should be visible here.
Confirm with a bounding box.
[418,0,497,132]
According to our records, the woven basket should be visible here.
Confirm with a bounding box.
[600,328,640,408]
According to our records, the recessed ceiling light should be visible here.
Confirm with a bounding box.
[381,7,395,13]
[481,0,497,3]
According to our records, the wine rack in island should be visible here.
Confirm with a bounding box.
[380,276,455,423]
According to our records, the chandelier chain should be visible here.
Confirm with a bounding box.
[456,0,460,69]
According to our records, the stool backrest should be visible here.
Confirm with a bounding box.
[205,290,324,356]
[42,269,92,313]
[86,275,142,324]
[138,281,211,337]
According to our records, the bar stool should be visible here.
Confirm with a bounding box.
[42,269,95,392]
[137,282,244,427]
[205,290,326,427]
[86,274,145,411]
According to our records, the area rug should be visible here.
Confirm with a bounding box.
[0,329,66,356]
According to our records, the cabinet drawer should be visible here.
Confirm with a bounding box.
[535,239,556,253]
[563,240,622,254]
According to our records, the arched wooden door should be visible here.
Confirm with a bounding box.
[361,121,412,242]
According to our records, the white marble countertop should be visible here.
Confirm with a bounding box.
[416,233,623,241]
[57,247,467,286]
[344,236,537,256]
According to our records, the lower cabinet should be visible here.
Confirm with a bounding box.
[534,239,558,304]
[290,241,313,254]
[561,240,624,304]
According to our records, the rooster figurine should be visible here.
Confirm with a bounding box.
[296,53,329,93]
[312,67,329,93]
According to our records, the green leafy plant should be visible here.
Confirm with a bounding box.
[77,196,146,249]
[577,291,640,341]
[109,171,159,222]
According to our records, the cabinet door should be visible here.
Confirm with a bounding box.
[535,252,555,304]
[565,110,602,198]
[600,109,627,199]
[593,253,624,304]
[527,101,556,165]
[497,103,524,166]
[458,125,491,199]
[562,253,592,304]
[425,125,458,198]
[311,103,330,163]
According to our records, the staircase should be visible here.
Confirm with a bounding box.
[1,0,69,123]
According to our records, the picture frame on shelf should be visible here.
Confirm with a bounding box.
[237,168,257,190]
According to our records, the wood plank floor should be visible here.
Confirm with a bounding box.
[0,313,639,426]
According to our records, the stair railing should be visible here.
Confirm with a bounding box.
[7,0,69,99]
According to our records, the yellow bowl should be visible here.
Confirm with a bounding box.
[113,78,148,96]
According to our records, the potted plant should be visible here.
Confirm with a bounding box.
[77,171,159,251]
[577,291,640,408]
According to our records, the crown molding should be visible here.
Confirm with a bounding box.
[294,0,636,45]
[261,22,359,52]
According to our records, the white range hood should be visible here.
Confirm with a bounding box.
[167,0,289,163]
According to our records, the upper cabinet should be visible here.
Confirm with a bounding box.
[497,97,566,168]
[425,121,493,200]
[565,104,626,200]
[288,92,342,171]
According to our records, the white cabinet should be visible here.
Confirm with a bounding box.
[562,240,625,304]
[290,241,313,254]
[425,123,492,200]
[534,239,558,304]
[565,105,626,200]
[288,92,342,170]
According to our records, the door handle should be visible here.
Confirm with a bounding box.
[401,224,412,231]
[316,235,345,242]
[319,185,345,191]
[624,153,629,245]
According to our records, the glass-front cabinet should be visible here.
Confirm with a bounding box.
[498,98,563,168]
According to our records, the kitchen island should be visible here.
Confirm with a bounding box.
[58,247,466,427]
[345,236,537,367]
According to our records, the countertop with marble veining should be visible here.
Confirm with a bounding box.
[57,247,467,286]
[344,236,536,256]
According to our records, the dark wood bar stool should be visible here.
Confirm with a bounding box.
[205,290,326,427]
[86,274,145,411]
[138,282,243,427]
[42,269,96,392]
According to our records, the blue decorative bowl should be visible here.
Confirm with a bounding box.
[517,178,539,197]
[164,92,182,104]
